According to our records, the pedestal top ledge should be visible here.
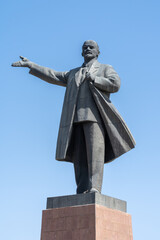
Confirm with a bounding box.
[47,193,127,212]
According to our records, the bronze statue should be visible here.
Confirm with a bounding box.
[12,40,135,194]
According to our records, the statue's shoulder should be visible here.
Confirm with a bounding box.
[70,66,80,71]
[100,63,118,73]
[99,62,113,68]
[68,67,80,74]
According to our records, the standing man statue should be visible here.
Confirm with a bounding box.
[12,40,135,194]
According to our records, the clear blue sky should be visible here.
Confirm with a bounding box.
[1,0,160,239]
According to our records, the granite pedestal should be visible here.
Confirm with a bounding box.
[40,193,133,240]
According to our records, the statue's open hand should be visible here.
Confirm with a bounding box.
[85,72,95,82]
[11,56,31,68]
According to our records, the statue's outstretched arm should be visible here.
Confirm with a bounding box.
[12,56,68,87]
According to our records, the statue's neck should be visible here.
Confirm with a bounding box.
[84,57,97,65]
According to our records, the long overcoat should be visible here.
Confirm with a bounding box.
[30,60,135,163]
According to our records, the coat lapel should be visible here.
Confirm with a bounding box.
[89,60,101,75]
[75,67,82,86]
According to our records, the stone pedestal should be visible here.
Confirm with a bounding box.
[40,193,133,240]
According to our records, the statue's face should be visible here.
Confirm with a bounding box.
[82,40,99,61]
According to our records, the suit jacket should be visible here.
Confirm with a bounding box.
[73,66,102,123]
[29,60,135,163]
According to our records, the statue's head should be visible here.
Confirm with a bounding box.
[82,40,100,62]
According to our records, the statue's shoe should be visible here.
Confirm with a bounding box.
[83,188,100,194]
[89,188,100,193]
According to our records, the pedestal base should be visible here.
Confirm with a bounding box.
[40,194,133,240]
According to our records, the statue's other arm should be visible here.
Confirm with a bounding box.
[12,56,68,87]
[93,65,120,93]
